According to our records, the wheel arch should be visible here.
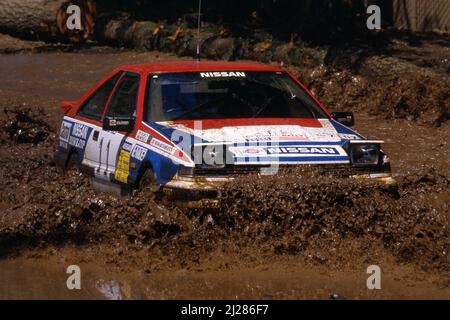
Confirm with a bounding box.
[134,160,155,187]
[65,147,79,169]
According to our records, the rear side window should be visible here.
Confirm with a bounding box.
[105,73,140,118]
[77,72,122,120]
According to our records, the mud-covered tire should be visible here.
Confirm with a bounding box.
[138,168,161,193]
[65,151,80,172]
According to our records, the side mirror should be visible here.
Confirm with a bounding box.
[331,112,355,127]
[103,116,135,132]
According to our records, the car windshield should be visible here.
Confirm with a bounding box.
[144,71,329,121]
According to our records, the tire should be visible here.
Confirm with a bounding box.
[138,168,161,193]
[65,151,80,172]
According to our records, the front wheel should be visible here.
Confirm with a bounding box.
[138,168,161,193]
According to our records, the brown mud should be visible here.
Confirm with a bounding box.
[297,66,450,127]
[0,42,449,299]
[295,33,450,127]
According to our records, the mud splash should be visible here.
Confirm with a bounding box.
[1,108,53,144]
[217,169,449,272]
[0,109,448,275]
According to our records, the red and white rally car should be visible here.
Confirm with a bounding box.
[54,60,395,203]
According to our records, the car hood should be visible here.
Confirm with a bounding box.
[149,118,361,143]
[144,118,364,165]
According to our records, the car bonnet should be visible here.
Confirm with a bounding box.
[143,118,365,165]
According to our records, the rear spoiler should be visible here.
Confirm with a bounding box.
[60,100,77,114]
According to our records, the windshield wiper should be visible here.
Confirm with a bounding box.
[252,96,276,118]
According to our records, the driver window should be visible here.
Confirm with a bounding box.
[106,73,140,118]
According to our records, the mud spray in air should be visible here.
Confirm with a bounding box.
[0,107,448,295]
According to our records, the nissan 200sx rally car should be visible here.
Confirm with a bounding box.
[54,61,396,205]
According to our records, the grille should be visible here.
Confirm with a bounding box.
[193,165,270,176]
[190,163,389,177]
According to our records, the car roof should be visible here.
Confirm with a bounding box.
[120,60,285,74]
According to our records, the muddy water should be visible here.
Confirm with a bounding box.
[0,258,95,299]
[1,254,448,300]
[0,50,449,300]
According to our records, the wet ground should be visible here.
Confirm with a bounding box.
[0,44,448,299]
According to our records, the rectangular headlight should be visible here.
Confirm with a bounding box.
[177,166,194,176]
[348,141,382,166]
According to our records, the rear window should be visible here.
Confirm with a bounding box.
[77,72,122,121]
[144,71,328,122]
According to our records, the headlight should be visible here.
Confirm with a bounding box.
[348,142,381,166]
[177,166,194,176]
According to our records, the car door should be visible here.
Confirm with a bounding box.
[95,72,140,181]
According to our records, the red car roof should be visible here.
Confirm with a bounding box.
[120,60,284,74]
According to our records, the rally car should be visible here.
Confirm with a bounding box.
[54,61,395,204]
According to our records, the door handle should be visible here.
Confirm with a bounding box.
[93,130,99,141]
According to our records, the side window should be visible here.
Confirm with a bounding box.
[105,73,140,118]
[77,72,122,121]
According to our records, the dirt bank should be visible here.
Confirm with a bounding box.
[295,65,450,127]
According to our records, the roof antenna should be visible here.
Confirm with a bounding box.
[196,0,202,61]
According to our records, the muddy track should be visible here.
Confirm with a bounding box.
[0,108,448,276]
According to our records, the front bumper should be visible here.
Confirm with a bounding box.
[161,164,397,208]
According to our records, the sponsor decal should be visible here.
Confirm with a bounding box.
[131,145,148,161]
[149,139,175,155]
[114,150,130,183]
[230,145,345,157]
[338,133,360,140]
[110,119,131,126]
[69,136,86,149]
[267,147,339,155]
[60,121,72,142]
[200,71,246,78]
[136,130,150,143]
[72,123,89,140]
[66,123,89,149]
[122,141,132,152]
[173,123,340,143]
[228,147,267,157]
